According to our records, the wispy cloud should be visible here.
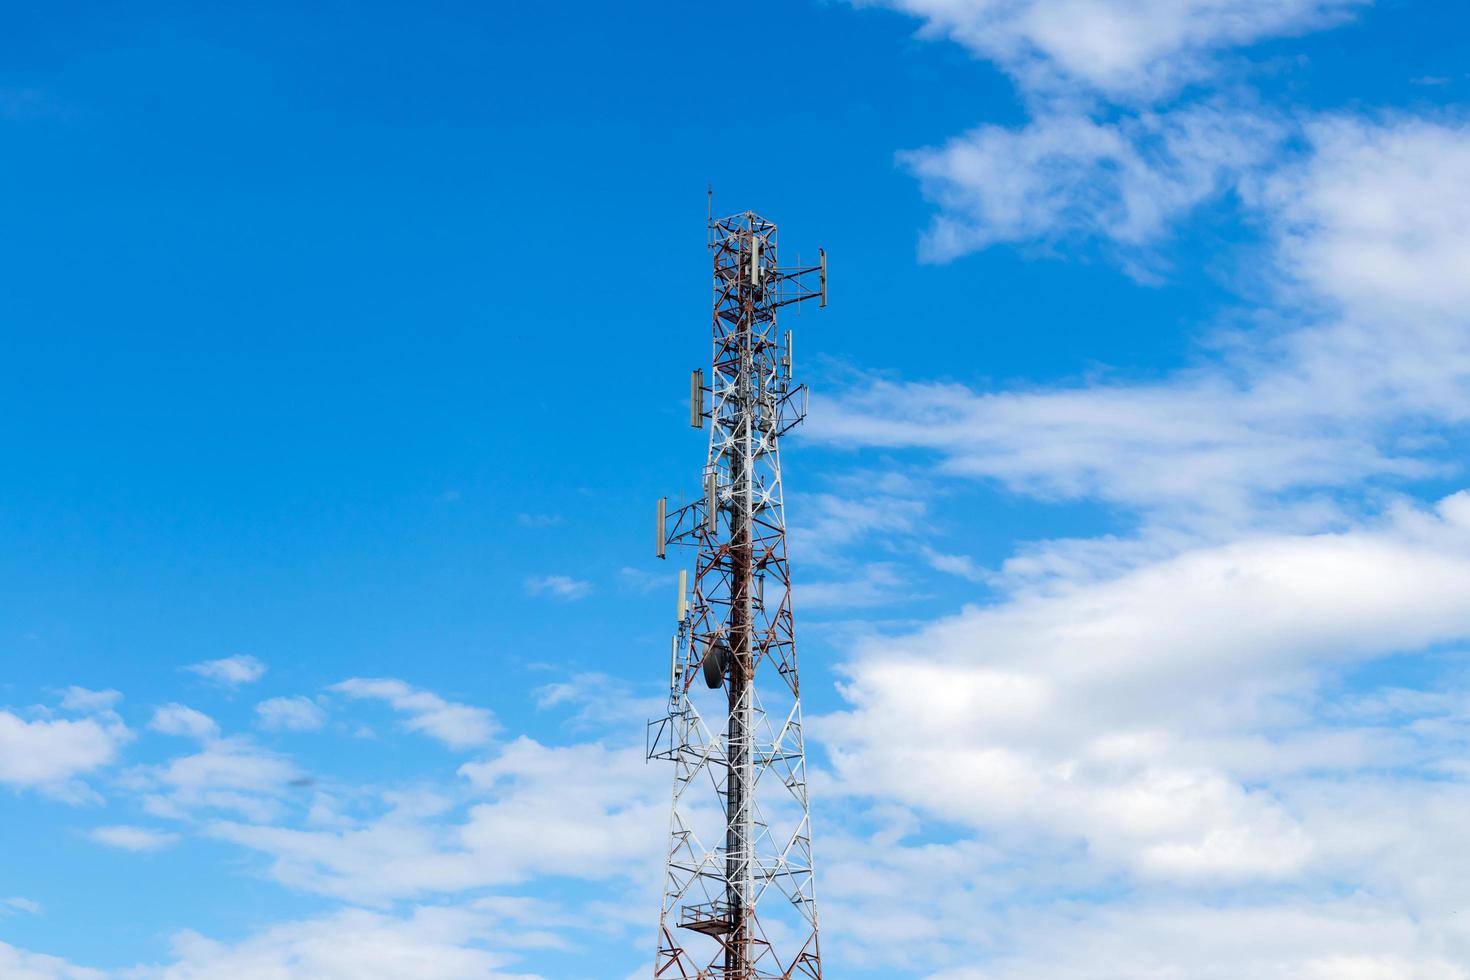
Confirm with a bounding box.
[617,566,664,595]
[202,736,663,905]
[904,102,1285,262]
[330,678,496,749]
[0,901,560,979]
[88,825,180,852]
[524,574,593,600]
[129,736,301,824]
[856,0,1367,100]
[148,704,220,742]
[185,655,267,687]
[256,696,328,733]
[818,116,1470,535]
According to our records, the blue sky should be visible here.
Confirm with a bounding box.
[5,1,1470,977]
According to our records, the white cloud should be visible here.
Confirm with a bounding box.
[905,103,1283,260]
[130,903,554,980]
[799,562,912,610]
[458,738,665,879]
[0,902,557,980]
[821,493,1470,883]
[616,566,663,594]
[797,93,1470,977]
[916,900,1469,979]
[59,688,121,713]
[792,491,928,565]
[812,374,1410,522]
[330,678,495,750]
[821,117,1470,528]
[533,675,663,729]
[1261,116,1470,323]
[130,737,301,823]
[920,545,988,581]
[3,897,41,915]
[149,705,220,742]
[522,575,592,600]
[0,704,129,796]
[0,941,102,980]
[89,825,180,852]
[203,737,662,905]
[255,697,327,733]
[185,656,267,687]
[857,0,1367,99]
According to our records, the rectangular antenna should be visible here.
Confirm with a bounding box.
[751,238,761,285]
[655,497,667,559]
[704,472,718,533]
[690,369,704,428]
[669,634,679,689]
[786,331,794,380]
[819,248,827,308]
[677,569,688,621]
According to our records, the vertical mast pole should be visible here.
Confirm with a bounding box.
[726,222,755,976]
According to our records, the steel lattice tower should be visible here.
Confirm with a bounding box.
[650,209,827,979]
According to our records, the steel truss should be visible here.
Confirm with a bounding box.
[650,210,826,979]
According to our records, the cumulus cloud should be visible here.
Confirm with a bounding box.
[255,697,327,733]
[824,495,1470,870]
[185,656,267,687]
[0,696,130,798]
[330,679,495,749]
[1261,116,1470,323]
[803,499,1470,977]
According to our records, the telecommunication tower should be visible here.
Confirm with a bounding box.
[649,208,827,979]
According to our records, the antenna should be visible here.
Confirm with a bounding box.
[704,471,718,533]
[819,248,827,308]
[690,369,705,428]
